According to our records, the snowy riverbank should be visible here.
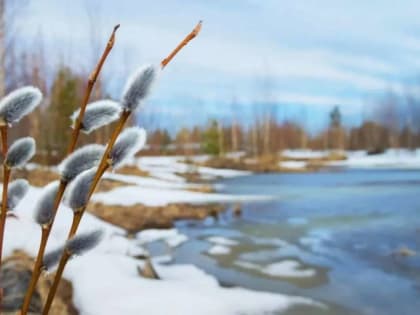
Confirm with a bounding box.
[2,156,322,314]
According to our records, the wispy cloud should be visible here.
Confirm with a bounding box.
[16,0,420,128]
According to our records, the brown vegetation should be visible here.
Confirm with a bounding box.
[88,202,224,233]
[116,165,149,177]
[1,251,77,315]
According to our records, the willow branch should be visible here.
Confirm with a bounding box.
[20,183,65,315]
[42,21,202,314]
[67,24,120,154]
[20,25,120,315]
[0,125,9,310]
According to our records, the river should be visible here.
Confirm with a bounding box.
[158,169,420,315]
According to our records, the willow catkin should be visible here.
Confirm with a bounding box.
[109,127,146,169]
[65,168,96,210]
[34,181,59,226]
[66,230,104,256]
[0,86,42,124]
[5,137,36,168]
[121,65,158,112]
[59,144,104,183]
[71,100,121,133]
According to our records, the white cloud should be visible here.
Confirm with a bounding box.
[16,0,420,115]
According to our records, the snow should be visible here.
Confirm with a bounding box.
[136,229,187,248]
[166,234,188,248]
[207,236,239,246]
[152,254,173,264]
[1,156,326,314]
[328,149,420,169]
[93,185,270,207]
[65,254,319,315]
[197,166,251,178]
[103,172,197,190]
[279,161,307,169]
[206,236,238,255]
[93,157,265,207]
[235,260,316,278]
[207,245,231,255]
[264,260,316,278]
[282,149,420,169]
[281,150,329,159]
[137,229,180,243]
[138,156,251,182]
[2,186,320,315]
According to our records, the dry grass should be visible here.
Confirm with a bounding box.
[116,165,149,177]
[88,202,224,233]
[0,168,60,187]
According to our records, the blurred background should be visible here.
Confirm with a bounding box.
[4,0,420,162]
[2,2,420,315]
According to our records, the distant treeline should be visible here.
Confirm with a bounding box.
[145,103,420,156]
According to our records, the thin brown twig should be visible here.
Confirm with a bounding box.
[42,21,202,315]
[20,24,120,315]
[20,182,66,315]
[161,20,202,69]
[0,125,10,310]
[0,125,7,156]
[67,24,120,154]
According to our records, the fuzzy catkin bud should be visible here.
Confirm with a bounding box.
[34,181,59,226]
[59,144,104,183]
[2,179,29,210]
[72,100,121,133]
[5,137,36,168]
[109,127,146,169]
[121,65,158,112]
[65,168,96,210]
[0,86,42,125]
[42,246,64,272]
[66,230,104,256]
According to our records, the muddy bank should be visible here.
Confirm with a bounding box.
[196,153,345,173]
[88,202,225,233]
[1,251,78,315]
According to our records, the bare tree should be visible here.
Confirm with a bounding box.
[230,96,239,152]
[0,0,28,96]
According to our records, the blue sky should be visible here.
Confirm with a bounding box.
[16,0,420,131]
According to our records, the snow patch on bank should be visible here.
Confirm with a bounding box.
[103,172,199,190]
[3,186,320,315]
[281,150,329,160]
[279,161,307,169]
[329,149,420,169]
[138,156,251,182]
[207,236,239,246]
[235,259,316,278]
[206,236,239,256]
[92,185,270,207]
[66,254,318,315]
[136,228,187,248]
[207,245,231,255]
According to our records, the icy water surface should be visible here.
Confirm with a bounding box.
[165,170,420,314]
